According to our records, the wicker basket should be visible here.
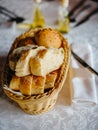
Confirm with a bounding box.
[1,28,71,114]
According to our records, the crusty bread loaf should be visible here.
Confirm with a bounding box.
[35,28,62,48]
[30,47,64,76]
[15,46,46,77]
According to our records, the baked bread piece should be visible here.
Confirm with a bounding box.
[15,46,46,77]
[15,50,32,77]
[30,47,64,76]
[9,45,38,71]
[17,37,35,47]
[9,75,45,95]
[32,76,45,95]
[19,75,32,96]
[35,28,62,48]
[9,75,20,91]
[45,71,58,89]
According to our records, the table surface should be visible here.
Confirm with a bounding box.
[0,0,98,130]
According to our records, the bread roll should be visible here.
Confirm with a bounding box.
[9,75,20,91]
[17,37,35,47]
[30,47,64,76]
[35,28,62,48]
[15,46,46,77]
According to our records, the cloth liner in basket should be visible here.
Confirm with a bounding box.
[1,28,71,114]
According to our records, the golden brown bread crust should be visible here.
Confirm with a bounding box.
[9,75,45,95]
[9,75,20,91]
[19,75,32,96]
[9,72,58,95]
[45,71,58,89]
[32,76,45,95]
[35,28,62,48]
[17,37,35,47]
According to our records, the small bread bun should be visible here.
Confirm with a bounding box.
[35,28,62,48]
[17,37,35,47]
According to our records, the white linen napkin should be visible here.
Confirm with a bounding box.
[70,43,98,105]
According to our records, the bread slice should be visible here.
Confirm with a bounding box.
[19,75,32,96]
[45,72,57,89]
[15,50,32,77]
[9,75,20,91]
[9,75,45,96]
[15,46,46,77]
[45,71,58,89]
[30,48,64,76]
[9,45,38,71]
[32,76,45,95]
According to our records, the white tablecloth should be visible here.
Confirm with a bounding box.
[0,0,98,130]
